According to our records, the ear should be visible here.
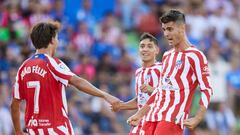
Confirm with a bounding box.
[155,46,160,55]
[50,37,56,45]
[180,24,185,31]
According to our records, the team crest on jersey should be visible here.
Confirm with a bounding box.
[175,60,183,69]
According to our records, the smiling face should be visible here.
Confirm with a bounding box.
[139,38,159,63]
[161,21,185,47]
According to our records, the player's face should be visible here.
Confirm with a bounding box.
[139,39,159,62]
[161,21,184,47]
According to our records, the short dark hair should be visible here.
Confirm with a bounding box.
[160,9,185,24]
[140,32,158,46]
[30,21,60,49]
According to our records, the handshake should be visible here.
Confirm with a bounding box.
[103,84,155,112]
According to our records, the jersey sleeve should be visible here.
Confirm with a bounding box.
[47,57,75,86]
[190,51,213,108]
[12,67,24,100]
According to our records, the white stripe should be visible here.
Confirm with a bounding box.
[47,128,57,135]
[150,90,161,121]
[14,65,23,99]
[62,85,68,113]
[175,57,191,124]
[201,92,208,108]
[14,58,30,99]
[157,90,171,120]
[165,53,182,121]
[45,55,74,76]
[135,69,142,96]
[162,53,174,85]
[153,53,173,121]
[165,90,180,121]
[68,119,75,135]
[38,129,44,135]
[131,125,139,133]
[49,70,69,86]
[189,53,206,88]
[57,125,69,135]
[62,108,68,118]
[189,52,211,107]
[29,129,35,135]
[14,80,20,99]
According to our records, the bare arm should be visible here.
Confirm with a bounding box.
[11,98,25,135]
[112,97,138,112]
[183,105,206,130]
[120,97,138,110]
[127,103,150,126]
[69,75,119,104]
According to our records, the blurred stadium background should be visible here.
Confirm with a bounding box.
[0,0,240,135]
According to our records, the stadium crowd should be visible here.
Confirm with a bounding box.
[0,0,240,134]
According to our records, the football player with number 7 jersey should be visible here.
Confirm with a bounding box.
[11,21,120,135]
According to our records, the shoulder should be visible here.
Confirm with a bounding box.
[17,58,31,72]
[135,67,143,76]
[163,48,174,57]
[152,62,162,69]
[185,47,207,62]
[45,55,61,65]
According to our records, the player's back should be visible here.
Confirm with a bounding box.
[13,54,74,133]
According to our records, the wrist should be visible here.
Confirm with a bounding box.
[194,115,203,122]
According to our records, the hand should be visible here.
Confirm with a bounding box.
[127,113,142,126]
[183,117,201,130]
[140,84,154,94]
[111,101,123,112]
[103,92,121,105]
[15,131,27,135]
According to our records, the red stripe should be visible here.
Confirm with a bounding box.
[161,53,178,120]
[147,69,153,96]
[153,68,161,87]
[53,57,61,64]
[146,92,157,105]
[135,70,142,96]
[170,54,186,120]
[187,50,212,107]
[141,69,145,85]
[161,91,175,120]
[162,53,171,75]
[154,90,166,120]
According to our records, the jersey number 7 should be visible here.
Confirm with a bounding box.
[27,81,40,114]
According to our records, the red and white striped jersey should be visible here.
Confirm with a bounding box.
[145,46,213,126]
[12,53,75,134]
[135,62,162,109]
[131,62,162,133]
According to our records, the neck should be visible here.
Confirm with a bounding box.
[174,36,191,52]
[36,48,52,56]
[142,59,155,68]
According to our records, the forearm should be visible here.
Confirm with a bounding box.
[194,105,207,122]
[11,99,22,133]
[136,103,151,117]
[69,75,104,98]
[120,97,138,110]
